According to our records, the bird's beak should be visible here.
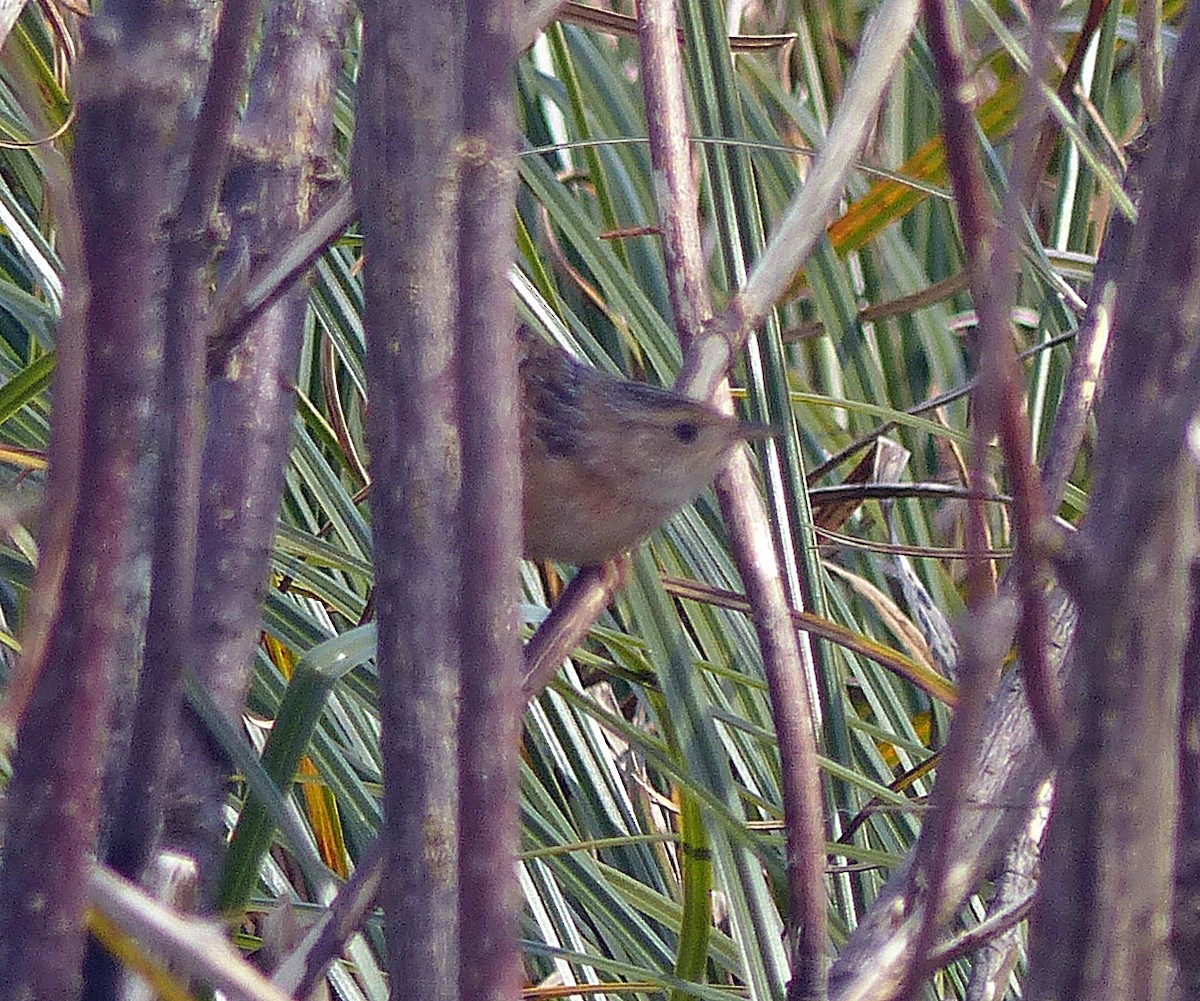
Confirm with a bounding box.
[738,419,779,441]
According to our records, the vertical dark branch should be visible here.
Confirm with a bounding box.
[932,0,1063,779]
[899,0,1064,994]
[638,3,829,997]
[1029,474,1191,1001]
[0,8,202,996]
[1174,532,1200,995]
[1027,8,1200,996]
[1138,0,1165,121]
[162,0,350,897]
[636,0,708,345]
[457,7,523,1001]
[982,13,1062,760]
[105,0,262,887]
[352,4,463,998]
[899,7,1009,995]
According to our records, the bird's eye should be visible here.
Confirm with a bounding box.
[673,420,699,443]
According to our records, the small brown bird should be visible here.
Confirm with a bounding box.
[519,326,770,565]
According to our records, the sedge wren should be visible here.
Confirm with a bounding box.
[520,325,771,565]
